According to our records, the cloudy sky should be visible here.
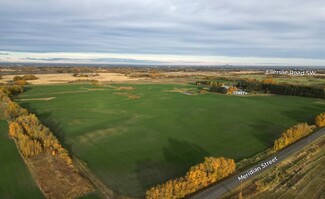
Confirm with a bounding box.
[0,0,324,65]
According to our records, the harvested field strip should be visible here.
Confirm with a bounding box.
[24,153,94,199]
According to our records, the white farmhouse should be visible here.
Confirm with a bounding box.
[233,90,248,95]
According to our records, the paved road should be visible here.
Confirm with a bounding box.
[188,127,325,199]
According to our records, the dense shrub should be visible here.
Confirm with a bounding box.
[1,85,24,95]
[315,112,325,127]
[22,74,38,80]
[13,74,38,81]
[5,101,28,120]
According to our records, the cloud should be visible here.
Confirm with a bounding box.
[1,51,324,66]
[0,0,324,62]
[24,57,164,64]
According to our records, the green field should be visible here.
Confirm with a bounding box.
[0,120,44,199]
[16,83,325,198]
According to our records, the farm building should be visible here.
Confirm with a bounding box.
[233,90,248,95]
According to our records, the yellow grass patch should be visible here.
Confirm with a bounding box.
[113,92,141,99]
[115,86,135,90]
[167,87,198,95]
[0,73,143,85]
[168,87,189,93]
[78,127,129,144]
[87,88,105,91]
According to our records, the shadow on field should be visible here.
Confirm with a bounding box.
[36,111,72,152]
[23,86,33,92]
[163,138,210,164]
[281,105,324,124]
[18,105,72,153]
[135,138,209,196]
[251,120,284,147]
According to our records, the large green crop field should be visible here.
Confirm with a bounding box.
[0,120,44,198]
[15,83,325,198]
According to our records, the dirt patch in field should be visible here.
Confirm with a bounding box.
[167,87,199,95]
[168,87,189,93]
[115,86,135,91]
[25,153,94,199]
[78,127,129,144]
[113,92,141,99]
[87,88,105,91]
[16,97,56,101]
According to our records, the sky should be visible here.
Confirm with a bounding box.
[0,0,324,66]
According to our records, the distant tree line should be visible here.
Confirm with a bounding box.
[196,80,217,86]
[196,78,325,98]
[237,79,325,98]
[146,157,236,199]
[196,81,229,93]
[0,85,72,166]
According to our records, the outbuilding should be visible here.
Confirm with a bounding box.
[233,90,248,95]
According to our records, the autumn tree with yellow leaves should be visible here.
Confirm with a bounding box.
[315,112,325,127]
[273,123,314,151]
[261,78,277,85]
[5,101,28,120]
[226,86,238,95]
[15,79,28,86]
[8,114,72,165]
[3,85,73,166]
[0,85,24,96]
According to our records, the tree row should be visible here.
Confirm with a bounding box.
[0,85,72,166]
[146,157,236,199]
[237,79,325,98]
[273,112,325,151]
